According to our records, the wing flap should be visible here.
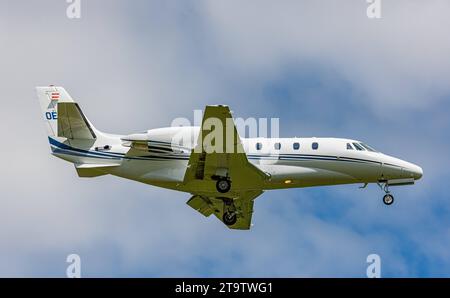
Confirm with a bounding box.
[186,195,215,217]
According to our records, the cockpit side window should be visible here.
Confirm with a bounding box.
[346,143,353,150]
[352,142,365,151]
[360,143,377,152]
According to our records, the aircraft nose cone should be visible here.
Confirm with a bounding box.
[413,165,423,180]
[408,164,423,180]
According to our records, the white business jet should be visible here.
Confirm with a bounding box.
[37,86,423,230]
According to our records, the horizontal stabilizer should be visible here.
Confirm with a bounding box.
[75,163,119,178]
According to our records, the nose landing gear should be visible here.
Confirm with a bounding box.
[378,182,394,206]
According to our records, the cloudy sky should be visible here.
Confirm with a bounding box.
[1,0,449,277]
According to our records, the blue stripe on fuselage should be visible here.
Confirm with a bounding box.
[48,137,189,161]
[48,137,381,165]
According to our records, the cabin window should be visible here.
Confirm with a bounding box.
[312,142,319,150]
[293,142,300,150]
[352,142,365,151]
[274,142,281,150]
[256,142,263,150]
[346,143,353,150]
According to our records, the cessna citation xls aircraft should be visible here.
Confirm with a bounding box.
[37,86,423,230]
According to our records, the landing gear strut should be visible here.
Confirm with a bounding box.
[378,182,394,206]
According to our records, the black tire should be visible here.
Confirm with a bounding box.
[216,178,231,193]
[383,194,394,205]
[223,212,237,226]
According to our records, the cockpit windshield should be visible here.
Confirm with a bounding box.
[352,142,364,151]
[359,143,377,152]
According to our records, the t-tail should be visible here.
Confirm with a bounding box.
[36,86,121,177]
[36,86,99,141]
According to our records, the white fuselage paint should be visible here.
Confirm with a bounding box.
[50,126,423,194]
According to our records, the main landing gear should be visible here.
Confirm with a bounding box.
[377,182,394,206]
[214,177,236,226]
[223,211,237,226]
[216,178,231,193]
[222,198,237,226]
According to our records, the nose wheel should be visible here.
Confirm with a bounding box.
[378,182,394,206]
[383,193,394,205]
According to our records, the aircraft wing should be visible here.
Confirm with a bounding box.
[183,105,268,193]
[183,105,268,229]
[187,190,263,230]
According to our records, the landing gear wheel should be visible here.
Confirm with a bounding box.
[216,178,231,193]
[383,194,394,205]
[223,211,237,226]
